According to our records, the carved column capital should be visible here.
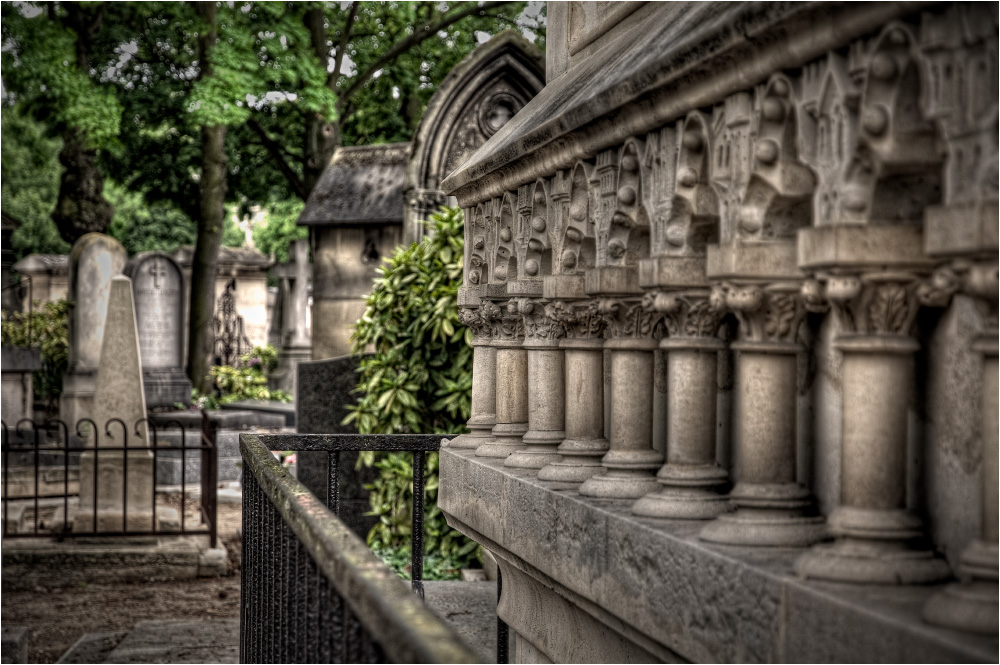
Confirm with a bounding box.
[597,296,662,341]
[547,299,606,340]
[645,290,723,340]
[801,271,964,337]
[458,306,493,343]
[513,298,566,343]
[481,299,524,342]
[709,281,807,344]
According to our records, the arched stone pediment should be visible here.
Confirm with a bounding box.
[404,31,544,243]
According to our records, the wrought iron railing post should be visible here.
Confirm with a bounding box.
[411,448,426,599]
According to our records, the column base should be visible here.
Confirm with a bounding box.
[538,460,605,483]
[477,422,527,458]
[699,483,825,547]
[578,470,661,499]
[923,538,998,633]
[505,430,565,469]
[538,437,607,482]
[451,419,496,449]
[923,579,998,634]
[796,537,952,585]
[632,463,730,519]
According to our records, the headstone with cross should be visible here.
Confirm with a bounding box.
[124,252,192,408]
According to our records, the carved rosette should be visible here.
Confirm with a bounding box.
[709,282,807,344]
[645,291,723,339]
[598,297,662,340]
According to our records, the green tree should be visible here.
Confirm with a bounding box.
[0,109,68,258]
[252,199,307,263]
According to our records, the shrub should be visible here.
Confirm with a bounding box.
[344,206,478,577]
[1,299,70,409]
[207,344,291,404]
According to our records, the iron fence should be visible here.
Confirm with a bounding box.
[240,432,483,663]
[1,411,218,546]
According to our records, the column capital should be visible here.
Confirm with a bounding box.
[511,298,566,345]
[709,280,806,345]
[597,296,662,341]
[482,299,524,343]
[645,289,724,342]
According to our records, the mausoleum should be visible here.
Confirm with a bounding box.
[439,3,998,662]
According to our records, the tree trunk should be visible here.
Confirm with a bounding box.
[187,2,228,394]
[51,4,113,244]
[302,5,345,196]
[52,130,114,243]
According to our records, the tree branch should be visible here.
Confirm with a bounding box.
[330,1,360,90]
[247,118,309,200]
[337,0,515,113]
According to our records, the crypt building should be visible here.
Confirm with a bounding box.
[438,2,998,662]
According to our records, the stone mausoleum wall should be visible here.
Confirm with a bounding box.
[438,3,998,662]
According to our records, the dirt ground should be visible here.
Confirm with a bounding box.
[1,501,244,664]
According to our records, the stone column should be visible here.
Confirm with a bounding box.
[924,262,999,631]
[506,299,565,469]
[454,305,496,449]
[633,291,729,519]
[796,274,950,583]
[539,299,608,483]
[578,297,662,499]
[700,282,824,546]
[477,299,528,458]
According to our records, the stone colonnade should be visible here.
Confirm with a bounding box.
[452,7,997,634]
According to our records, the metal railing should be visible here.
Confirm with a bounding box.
[240,432,481,663]
[1,412,218,546]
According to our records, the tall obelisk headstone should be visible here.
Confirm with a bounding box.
[125,252,192,407]
[60,234,128,425]
[75,276,156,532]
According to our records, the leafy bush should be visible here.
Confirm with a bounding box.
[208,344,291,404]
[1,299,70,408]
[344,206,478,578]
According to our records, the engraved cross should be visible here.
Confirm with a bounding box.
[148,260,168,288]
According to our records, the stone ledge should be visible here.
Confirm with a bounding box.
[438,448,998,663]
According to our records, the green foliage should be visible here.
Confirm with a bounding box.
[343,206,476,575]
[252,199,308,264]
[1,300,71,406]
[1,5,122,148]
[208,344,290,404]
[1,109,69,259]
[106,182,198,255]
[221,210,246,249]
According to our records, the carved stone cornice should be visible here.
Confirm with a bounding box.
[709,281,806,344]
[513,298,566,342]
[645,290,723,340]
[597,297,662,340]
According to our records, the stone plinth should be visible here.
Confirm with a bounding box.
[1,346,40,425]
[439,448,997,664]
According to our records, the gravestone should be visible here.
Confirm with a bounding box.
[74,276,158,532]
[270,239,312,395]
[125,252,192,408]
[296,354,377,539]
[60,234,128,426]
